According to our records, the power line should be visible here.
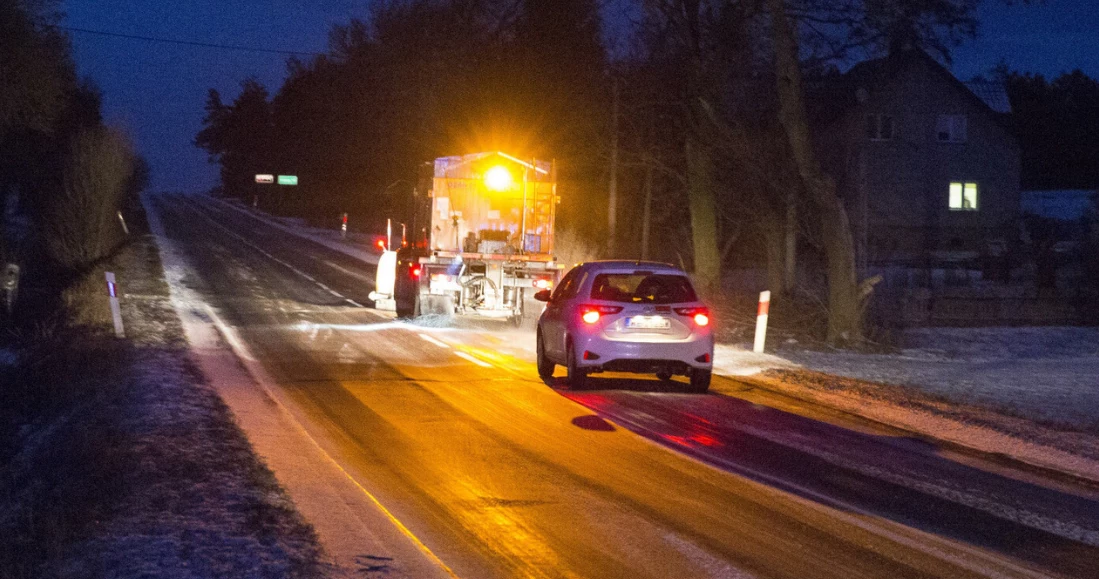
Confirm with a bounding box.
[54,25,328,57]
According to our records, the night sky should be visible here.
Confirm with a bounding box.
[64,0,1099,193]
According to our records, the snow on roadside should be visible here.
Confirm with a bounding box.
[41,198,331,577]
[776,327,1099,430]
[210,193,1099,478]
[210,196,381,265]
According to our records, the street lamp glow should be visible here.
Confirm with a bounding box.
[484,165,512,191]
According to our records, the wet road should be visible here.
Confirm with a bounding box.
[152,193,1099,578]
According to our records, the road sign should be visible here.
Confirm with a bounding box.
[278,175,298,186]
[255,174,274,184]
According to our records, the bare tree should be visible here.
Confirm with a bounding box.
[768,0,865,345]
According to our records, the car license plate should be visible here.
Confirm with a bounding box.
[626,316,670,330]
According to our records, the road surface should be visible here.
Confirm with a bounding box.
[150,193,1099,578]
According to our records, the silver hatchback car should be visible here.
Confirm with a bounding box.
[533,261,714,392]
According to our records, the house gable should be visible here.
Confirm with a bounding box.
[817,50,1021,263]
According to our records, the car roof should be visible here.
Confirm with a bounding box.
[574,260,685,274]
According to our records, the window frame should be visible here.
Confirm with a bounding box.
[937,114,967,143]
[948,181,979,211]
[866,113,895,141]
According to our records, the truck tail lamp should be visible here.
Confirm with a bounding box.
[534,277,553,290]
[580,305,623,324]
[410,265,422,278]
[674,307,711,327]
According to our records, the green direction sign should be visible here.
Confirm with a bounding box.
[277,175,298,186]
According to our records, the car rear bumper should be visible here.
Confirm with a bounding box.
[572,334,713,373]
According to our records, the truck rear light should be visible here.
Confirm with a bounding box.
[376,239,386,250]
[580,305,623,324]
[430,273,453,283]
[534,278,553,290]
[410,265,422,278]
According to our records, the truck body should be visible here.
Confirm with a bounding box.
[370,152,561,323]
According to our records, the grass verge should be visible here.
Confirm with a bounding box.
[0,221,329,577]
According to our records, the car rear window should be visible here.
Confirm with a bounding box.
[589,273,698,304]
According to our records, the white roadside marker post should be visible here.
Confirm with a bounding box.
[106,272,125,338]
[116,210,129,235]
[341,212,348,238]
[753,290,770,353]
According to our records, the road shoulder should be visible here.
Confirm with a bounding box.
[144,194,453,578]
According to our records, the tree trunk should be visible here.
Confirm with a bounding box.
[768,0,863,345]
[784,188,797,292]
[686,135,721,294]
[607,77,619,257]
[640,155,653,261]
[766,221,785,297]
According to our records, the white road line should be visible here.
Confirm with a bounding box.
[345,299,364,308]
[324,260,374,282]
[418,334,451,349]
[454,351,493,368]
[184,200,363,308]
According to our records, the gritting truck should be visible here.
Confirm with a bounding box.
[369,151,562,325]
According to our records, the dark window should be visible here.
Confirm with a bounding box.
[937,114,967,142]
[590,273,698,304]
[866,114,895,140]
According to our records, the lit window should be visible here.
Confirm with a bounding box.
[949,182,978,210]
[866,114,895,140]
[937,114,967,142]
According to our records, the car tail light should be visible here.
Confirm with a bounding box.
[675,307,711,326]
[580,305,623,324]
[376,239,386,250]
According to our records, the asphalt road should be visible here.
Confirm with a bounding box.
[153,193,1099,578]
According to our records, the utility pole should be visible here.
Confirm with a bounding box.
[607,75,619,257]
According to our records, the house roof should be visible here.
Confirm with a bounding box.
[963,80,1012,113]
[809,49,1012,127]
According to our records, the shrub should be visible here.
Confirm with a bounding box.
[41,127,135,270]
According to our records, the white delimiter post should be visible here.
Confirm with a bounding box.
[341,212,348,238]
[753,290,771,353]
[105,272,125,338]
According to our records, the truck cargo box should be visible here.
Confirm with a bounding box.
[430,152,556,257]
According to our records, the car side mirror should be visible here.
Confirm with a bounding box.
[533,289,552,302]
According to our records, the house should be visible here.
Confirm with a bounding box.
[813,49,1021,270]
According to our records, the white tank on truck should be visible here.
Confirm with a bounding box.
[369,151,562,324]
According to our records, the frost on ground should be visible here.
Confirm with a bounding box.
[0,232,329,577]
[220,193,1099,480]
[776,327,1099,430]
[709,329,1099,482]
